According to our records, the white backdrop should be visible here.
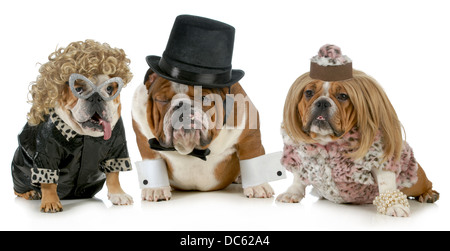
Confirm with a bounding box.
[1,0,449,230]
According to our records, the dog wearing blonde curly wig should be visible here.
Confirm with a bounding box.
[11,40,134,212]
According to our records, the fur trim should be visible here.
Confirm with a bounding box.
[100,158,132,173]
[31,167,59,186]
[49,109,77,141]
[311,55,352,66]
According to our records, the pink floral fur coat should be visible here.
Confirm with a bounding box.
[281,127,418,204]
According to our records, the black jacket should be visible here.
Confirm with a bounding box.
[11,110,132,199]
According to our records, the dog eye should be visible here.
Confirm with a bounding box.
[75,87,84,94]
[106,86,113,95]
[305,90,314,98]
[337,93,349,101]
[154,97,169,104]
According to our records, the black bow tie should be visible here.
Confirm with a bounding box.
[148,138,211,161]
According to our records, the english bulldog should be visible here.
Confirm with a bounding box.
[277,44,439,217]
[11,40,134,212]
[132,69,274,201]
[131,15,285,201]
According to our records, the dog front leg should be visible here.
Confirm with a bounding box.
[106,172,134,205]
[276,174,307,203]
[136,159,172,202]
[240,152,287,198]
[40,183,63,213]
[371,167,410,217]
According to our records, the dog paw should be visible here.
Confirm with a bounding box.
[416,189,439,203]
[40,201,63,213]
[142,187,171,202]
[15,190,41,200]
[385,204,410,217]
[374,189,410,217]
[244,183,274,198]
[276,192,304,203]
[108,193,134,205]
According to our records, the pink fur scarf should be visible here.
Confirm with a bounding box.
[281,127,418,204]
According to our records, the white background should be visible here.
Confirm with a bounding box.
[0,0,449,230]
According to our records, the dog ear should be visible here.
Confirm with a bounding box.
[144,68,158,90]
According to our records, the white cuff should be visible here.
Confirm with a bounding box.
[135,159,170,189]
[239,152,286,188]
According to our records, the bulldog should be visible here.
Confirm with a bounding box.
[132,69,275,200]
[11,40,134,212]
[131,15,283,201]
[277,44,439,217]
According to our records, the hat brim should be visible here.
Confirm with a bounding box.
[146,55,244,88]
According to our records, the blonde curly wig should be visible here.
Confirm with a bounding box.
[27,39,133,125]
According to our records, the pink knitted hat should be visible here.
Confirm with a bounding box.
[309,44,353,81]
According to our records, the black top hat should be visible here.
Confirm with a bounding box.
[146,15,245,88]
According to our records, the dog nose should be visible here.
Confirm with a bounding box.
[174,100,194,112]
[87,93,103,103]
[316,99,331,110]
[174,101,188,111]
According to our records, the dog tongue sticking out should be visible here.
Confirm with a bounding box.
[99,119,112,140]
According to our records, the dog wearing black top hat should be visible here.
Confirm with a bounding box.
[132,15,274,201]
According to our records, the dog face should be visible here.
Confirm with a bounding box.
[298,80,356,143]
[145,72,228,155]
[56,74,122,140]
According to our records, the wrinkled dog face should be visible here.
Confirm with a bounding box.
[147,74,226,155]
[298,80,356,143]
[56,74,121,139]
